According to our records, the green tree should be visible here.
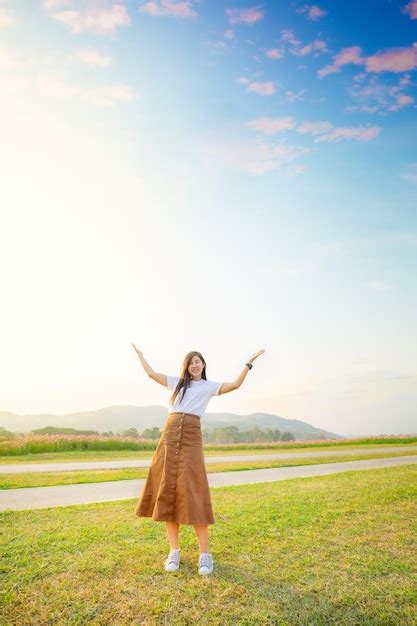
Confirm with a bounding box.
[141,427,161,440]
[248,425,264,443]
[31,426,99,435]
[263,428,273,442]
[122,428,140,438]
[0,427,15,439]
[271,428,281,441]
[210,425,241,444]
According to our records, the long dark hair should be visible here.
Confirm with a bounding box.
[169,350,207,407]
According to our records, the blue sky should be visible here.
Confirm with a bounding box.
[0,1,416,436]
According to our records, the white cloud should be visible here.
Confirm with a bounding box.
[402,0,417,20]
[0,44,134,107]
[348,73,415,114]
[285,89,307,103]
[281,28,328,57]
[225,7,264,25]
[295,4,328,21]
[139,0,197,18]
[314,125,381,142]
[206,135,310,175]
[43,0,131,35]
[246,116,296,134]
[296,120,332,135]
[238,78,277,95]
[265,48,284,60]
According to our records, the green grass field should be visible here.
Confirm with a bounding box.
[1,440,416,464]
[1,449,416,489]
[1,465,416,625]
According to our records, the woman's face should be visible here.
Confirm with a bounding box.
[188,355,205,379]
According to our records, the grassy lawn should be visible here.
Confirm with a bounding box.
[0,442,416,464]
[0,450,416,489]
[1,465,416,625]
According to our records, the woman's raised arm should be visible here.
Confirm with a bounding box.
[131,343,168,387]
[219,349,265,395]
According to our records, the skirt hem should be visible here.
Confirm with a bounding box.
[135,511,215,525]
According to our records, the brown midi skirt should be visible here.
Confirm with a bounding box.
[134,412,215,525]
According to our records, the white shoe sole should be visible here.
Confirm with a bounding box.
[165,564,179,572]
[164,558,180,572]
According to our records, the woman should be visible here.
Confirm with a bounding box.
[131,345,265,576]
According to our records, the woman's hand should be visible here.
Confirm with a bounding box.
[248,349,265,364]
[131,343,143,356]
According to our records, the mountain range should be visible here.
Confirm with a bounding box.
[0,405,343,440]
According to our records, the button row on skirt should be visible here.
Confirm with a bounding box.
[175,415,184,453]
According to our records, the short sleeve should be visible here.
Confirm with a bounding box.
[209,381,222,397]
[167,375,180,391]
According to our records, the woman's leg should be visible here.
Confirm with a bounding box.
[193,524,210,553]
[165,521,180,549]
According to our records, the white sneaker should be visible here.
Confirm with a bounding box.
[164,548,180,572]
[198,552,214,576]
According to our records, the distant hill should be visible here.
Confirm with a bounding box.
[0,405,343,440]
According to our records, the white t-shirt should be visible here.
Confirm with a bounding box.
[167,375,222,418]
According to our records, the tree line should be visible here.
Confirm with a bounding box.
[121,425,296,443]
[0,425,296,443]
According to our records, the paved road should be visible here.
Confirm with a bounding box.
[1,455,415,512]
[1,445,416,474]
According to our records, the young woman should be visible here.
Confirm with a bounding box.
[131,346,265,576]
